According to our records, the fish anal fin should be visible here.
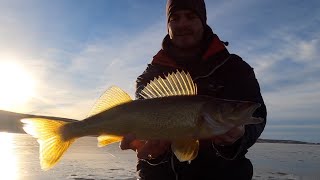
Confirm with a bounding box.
[87,86,132,117]
[98,134,123,147]
[171,139,199,162]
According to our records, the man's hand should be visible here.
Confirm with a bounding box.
[120,126,244,158]
[212,126,245,146]
[120,134,170,159]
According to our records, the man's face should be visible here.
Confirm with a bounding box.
[168,10,204,49]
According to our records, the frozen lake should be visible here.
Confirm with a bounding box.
[0,133,319,180]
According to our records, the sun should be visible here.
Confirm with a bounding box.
[0,61,35,110]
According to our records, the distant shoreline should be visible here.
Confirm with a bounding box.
[257,138,320,145]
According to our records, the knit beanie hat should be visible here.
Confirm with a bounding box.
[166,0,207,26]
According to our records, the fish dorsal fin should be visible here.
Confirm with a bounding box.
[140,70,197,99]
[87,86,132,117]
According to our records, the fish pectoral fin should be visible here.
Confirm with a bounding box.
[171,139,199,162]
[97,134,123,147]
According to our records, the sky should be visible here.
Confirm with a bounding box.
[0,0,319,143]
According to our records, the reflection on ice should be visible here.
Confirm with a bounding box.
[0,132,18,180]
[0,133,318,179]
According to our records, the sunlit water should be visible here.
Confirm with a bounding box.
[0,133,319,180]
[0,133,19,180]
[0,133,137,180]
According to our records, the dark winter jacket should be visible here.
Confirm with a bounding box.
[135,26,267,179]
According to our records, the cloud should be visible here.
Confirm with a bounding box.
[264,81,320,120]
[0,1,167,119]
[18,21,166,119]
[266,124,320,130]
[243,30,320,121]
[204,2,320,140]
[215,10,320,122]
[208,1,320,142]
[68,20,166,93]
[1,1,319,143]
[296,39,319,61]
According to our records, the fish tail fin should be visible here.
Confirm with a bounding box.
[21,118,76,171]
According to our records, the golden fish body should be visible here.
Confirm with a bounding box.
[66,96,260,141]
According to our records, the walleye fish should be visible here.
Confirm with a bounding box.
[21,70,263,171]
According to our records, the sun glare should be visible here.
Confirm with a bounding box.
[0,61,35,110]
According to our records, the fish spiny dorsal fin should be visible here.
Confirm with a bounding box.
[140,70,197,99]
[87,86,132,117]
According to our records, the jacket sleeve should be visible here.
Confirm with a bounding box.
[213,54,267,159]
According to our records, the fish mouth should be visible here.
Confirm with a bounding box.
[248,103,261,114]
[229,101,261,118]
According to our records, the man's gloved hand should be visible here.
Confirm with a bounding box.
[120,126,244,159]
[120,134,171,159]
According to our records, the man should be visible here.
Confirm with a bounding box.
[121,0,267,179]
